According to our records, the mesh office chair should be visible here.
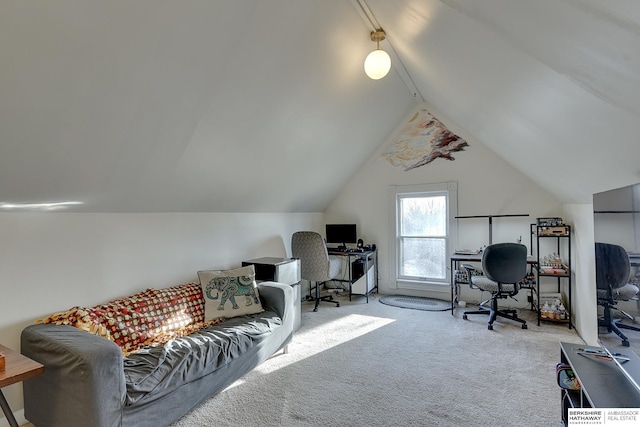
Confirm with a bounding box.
[595,242,640,347]
[291,231,341,312]
[462,242,528,330]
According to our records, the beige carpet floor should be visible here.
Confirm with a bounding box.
[172,292,582,427]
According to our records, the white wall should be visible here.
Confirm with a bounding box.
[563,204,597,345]
[325,104,563,300]
[325,104,602,345]
[0,211,322,417]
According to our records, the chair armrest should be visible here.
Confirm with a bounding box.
[460,264,480,289]
[496,281,520,297]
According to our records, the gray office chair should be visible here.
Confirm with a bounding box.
[595,242,640,347]
[291,231,341,312]
[462,242,528,330]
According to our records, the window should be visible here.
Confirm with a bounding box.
[389,182,457,288]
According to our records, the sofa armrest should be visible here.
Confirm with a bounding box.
[258,281,294,332]
[21,323,126,427]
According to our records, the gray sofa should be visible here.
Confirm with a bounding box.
[21,281,294,427]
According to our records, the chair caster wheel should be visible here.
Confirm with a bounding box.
[522,324,528,329]
[336,303,340,307]
[488,324,493,330]
[623,340,630,347]
[462,314,468,320]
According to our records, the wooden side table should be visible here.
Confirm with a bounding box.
[0,344,44,427]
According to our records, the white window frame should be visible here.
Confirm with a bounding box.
[388,182,458,291]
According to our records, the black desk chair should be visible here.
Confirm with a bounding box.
[462,243,528,330]
[595,242,640,347]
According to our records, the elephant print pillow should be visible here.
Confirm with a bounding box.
[198,265,264,321]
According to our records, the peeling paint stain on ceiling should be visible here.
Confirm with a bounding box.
[381,106,468,171]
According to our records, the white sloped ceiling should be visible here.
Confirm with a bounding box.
[369,0,640,203]
[0,1,414,212]
[1,0,639,212]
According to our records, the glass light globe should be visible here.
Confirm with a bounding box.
[364,49,391,80]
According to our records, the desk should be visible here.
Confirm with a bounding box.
[449,253,537,314]
[0,344,44,427]
[559,342,640,424]
[327,250,377,302]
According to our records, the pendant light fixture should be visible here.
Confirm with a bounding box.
[364,29,391,80]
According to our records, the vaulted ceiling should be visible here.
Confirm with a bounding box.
[1,0,639,212]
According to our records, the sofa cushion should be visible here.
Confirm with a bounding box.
[40,283,223,356]
[123,309,283,405]
[198,265,264,321]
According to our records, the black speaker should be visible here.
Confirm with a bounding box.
[357,238,364,248]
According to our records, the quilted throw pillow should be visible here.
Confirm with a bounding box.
[198,265,264,321]
[39,282,223,356]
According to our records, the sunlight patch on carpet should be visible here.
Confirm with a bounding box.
[253,314,395,375]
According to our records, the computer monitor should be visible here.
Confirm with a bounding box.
[325,224,357,248]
